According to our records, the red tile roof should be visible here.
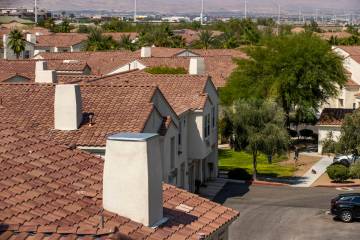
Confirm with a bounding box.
[87,72,212,115]
[0,60,93,83]
[317,108,354,126]
[0,123,239,240]
[337,46,360,64]
[36,33,88,48]
[0,83,158,147]
[36,51,139,75]
[318,32,352,40]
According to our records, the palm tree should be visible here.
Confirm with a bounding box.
[196,30,214,49]
[85,29,118,51]
[119,34,136,51]
[8,29,25,59]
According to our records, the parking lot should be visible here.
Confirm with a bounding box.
[214,183,360,240]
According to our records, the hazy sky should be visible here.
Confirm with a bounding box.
[1,0,359,13]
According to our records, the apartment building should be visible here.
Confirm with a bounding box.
[2,33,87,59]
[0,122,239,240]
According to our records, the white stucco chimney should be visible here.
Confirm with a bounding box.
[54,84,83,131]
[3,34,8,59]
[141,47,152,58]
[35,61,57,83]
[26,33,36,44]
[189,57,205,75]
[103,133,164,227]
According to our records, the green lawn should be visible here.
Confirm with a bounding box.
[219,149,295,178]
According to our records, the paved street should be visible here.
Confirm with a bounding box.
[214,183,360,240]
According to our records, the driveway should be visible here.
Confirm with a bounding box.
[214,183,360,240]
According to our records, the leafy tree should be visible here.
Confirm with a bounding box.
[42,18,56,31]
[304,20,322,33]
[56,18,71,33]
[220,31,239,49]
[85,29,119,51]
[221,33,347,127]
[336,110,360,156]
[138,24,185,48]
[327,164,349,182]
[8,29,25,59]
[224,99,289,180]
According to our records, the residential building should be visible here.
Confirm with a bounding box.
[317,108,354,153]
[0,122,239,240]
[86,72,219,192]
[2,33,88,59]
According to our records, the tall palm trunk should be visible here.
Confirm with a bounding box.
[252,151,257,181]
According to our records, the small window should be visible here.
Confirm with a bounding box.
[178,122,182,146]
[24,50,30,59]
[204,113,211,138]
[340,196,354,202]
[170,137,175,169]
[353,103,356,110]
[338,99,344,107]
[352,197,360,203]
[211,106,216,128]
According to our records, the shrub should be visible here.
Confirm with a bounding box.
[145,66,187,74]
[327,164,349,182]
[350,163,360,179]
[227,168,253,180]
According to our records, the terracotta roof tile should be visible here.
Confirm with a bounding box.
[36,33,88,48]
[87,72,211,115]
[0,84,157,147]
[0,123,239,240]
[36,51,139,75]
[317,108,354,126]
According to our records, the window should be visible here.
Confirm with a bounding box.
[352,197,360,203]
[178,121,182,146]
[338,99,344,107]
[211,106,216,128]
[353,103,357,110]
[204,114,211,138]
[170,137,175,169]
[24,50,30,59]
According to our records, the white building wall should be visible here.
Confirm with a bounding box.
[317,125,341,154]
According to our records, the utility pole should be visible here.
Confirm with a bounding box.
[134,0,137,23]
[277,4,281,25]
[244,0,247,19]
[34,0,38,25]
[298,8,301,24]
[315,9,319,23]
[200,0,204,25]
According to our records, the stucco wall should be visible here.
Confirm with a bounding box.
[318,125,341,154]
[4,41,34,59]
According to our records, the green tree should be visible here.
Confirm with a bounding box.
[56,18,71,33]
[119,34,137,51]
[336,110,360,156]
[138,24,185,48]
[85,29,119,51]
[221,33,347,126]
[8,29,25,59]
[193,30,215,49]
[304,20,321,33]
[225,99,289,180]
[220,31,239,49]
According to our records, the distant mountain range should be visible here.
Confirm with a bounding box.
[1,0,360,13]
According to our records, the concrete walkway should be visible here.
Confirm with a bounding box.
[292,155,333,187]
[199,178,228,200]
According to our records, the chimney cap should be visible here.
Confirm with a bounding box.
[108,132,158,142]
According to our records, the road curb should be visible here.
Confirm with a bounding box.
[315,184,360,188]
[248,180,289,187]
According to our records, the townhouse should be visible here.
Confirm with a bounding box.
[86,72,219,192]
[0,122,239,240]
[2,32,88,59]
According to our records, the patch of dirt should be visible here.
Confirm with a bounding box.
[280,153,322,177]
[312,173,360,187]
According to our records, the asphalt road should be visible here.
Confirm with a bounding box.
[214,183,360,240]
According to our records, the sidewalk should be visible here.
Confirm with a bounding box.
[199,178,228,200]
[292,155,333,187]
